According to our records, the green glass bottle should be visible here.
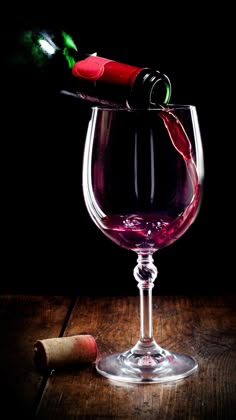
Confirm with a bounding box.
[6,28,171,107]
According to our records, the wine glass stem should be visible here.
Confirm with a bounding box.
[96,250,198,382]
[139,278,154,340]
[133,253,160,353]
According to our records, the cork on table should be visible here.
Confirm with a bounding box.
[0,295,235,419]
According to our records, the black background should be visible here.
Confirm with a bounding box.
[1,3,234,295]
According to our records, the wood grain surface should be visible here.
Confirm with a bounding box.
[0,295,74,419]
[33,295,236,419]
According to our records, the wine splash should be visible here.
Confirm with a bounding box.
[100,109,201,252]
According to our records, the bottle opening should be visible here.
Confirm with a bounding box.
[150,78,171,106]
[128,69,171,108]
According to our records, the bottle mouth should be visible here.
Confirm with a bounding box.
[150,76,171,106]
[142,70,172,106]
[128,68,172,108]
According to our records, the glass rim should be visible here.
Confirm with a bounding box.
[92,104,196,111]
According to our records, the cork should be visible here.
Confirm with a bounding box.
[33,334,98,371]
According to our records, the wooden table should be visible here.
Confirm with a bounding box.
[0,295,235,419]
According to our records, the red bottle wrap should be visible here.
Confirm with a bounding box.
[72,56,143,86]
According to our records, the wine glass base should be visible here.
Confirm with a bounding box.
[96,349,198,384]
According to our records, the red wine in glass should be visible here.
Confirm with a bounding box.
[82,105,204,383]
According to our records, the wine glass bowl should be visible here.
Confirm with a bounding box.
[82,105,204,383]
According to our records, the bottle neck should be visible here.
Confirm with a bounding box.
[72,59,171,107]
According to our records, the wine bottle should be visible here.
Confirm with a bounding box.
[6,28,171,107]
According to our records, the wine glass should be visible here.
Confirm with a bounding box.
[82,105,204,383]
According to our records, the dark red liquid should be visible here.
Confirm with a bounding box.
[90,108,202,252]
[100,159,200,251]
